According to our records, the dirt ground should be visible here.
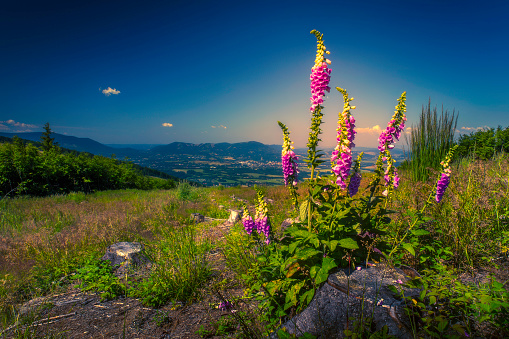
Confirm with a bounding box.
[2,221,258,339]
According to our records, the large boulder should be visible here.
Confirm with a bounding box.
[227,209,242,224]
[276,262,421,338]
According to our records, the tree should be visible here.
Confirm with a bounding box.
[41,122,57,151]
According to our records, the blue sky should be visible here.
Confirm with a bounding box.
[1,0,508,148]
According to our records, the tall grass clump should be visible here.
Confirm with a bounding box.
[404,99,458,182]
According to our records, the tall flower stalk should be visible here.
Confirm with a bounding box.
[435,144,458,202]
[278,121,299,208]
[388,144,458,256]
[331,87,356,190]
[306,29,331,231]
[378,92,407,198]
[254,188,271,244]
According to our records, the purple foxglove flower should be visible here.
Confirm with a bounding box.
[435,173,450,202]
[378,93,407,152]
[331,88,356,190]
[373,248,382,254]
[348,171,361,197]
[219,300,233,311]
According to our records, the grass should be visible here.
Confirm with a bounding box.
[1,156,508,337]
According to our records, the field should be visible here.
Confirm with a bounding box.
[0,153,508,338]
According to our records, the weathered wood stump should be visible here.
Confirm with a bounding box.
[101,242,150,276]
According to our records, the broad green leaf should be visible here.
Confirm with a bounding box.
[410,229,430,236]
[322,257,337,272]
[288,241,300,254]
[338,238,359,250]
[315,270,328,285]
[300,200,309,222]
[402,242,415,256]
[437,320,448,333]
[296,248,320,260]
[429,296,436,305]
[299,288,315,305]
[309,236,320,248]
[310,265,320,279]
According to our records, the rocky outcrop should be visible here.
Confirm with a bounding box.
[275,263,422,338]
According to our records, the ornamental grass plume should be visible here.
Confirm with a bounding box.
[378,92,407,152]
[241,204,254,235]
[435,145,458,202]
[309,30,331,113]
[254,188,271,244]
[331,88,356,190]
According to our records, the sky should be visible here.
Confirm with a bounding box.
[1,0,508,148]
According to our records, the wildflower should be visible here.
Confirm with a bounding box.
[254,188,271,244]
[331,88,356,189]
[241,205,254,235]
[218,300,233,311]
[378,92,407,152]
[309,30,331,112]
[278,121,299,186]
[435,145,458,203]
[356,266,362,271]
[396,279,403,284]
[373,248,382,254]
[347,152,363,197]
[377,298,384,306]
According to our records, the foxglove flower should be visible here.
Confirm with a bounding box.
[254,188,271,244]
[278,121,299,186]
[309,30,331,113]
[348,152,363,197]
[241,205,254,235]
[331,88,356,189]
[435,145,458,202]
[378,92,407,152]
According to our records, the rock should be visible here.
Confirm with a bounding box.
[190,213,205,223]
[227,209,242,224]
[101,242,150,275]
[280,218,299,233]
[276,262,421,338]
[218,205,225,209]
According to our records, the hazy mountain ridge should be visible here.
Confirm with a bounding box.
[1,132,406,186]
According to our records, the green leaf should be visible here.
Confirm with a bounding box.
[295,247,320,260]
[410,229,430,236]
[338,238,359,250]
[300,200,309,222]
[310,265,320,279]
[429,296,436,305]
[288,241,300,254]
[322,257,337,272]
[402,242,415,256]
[286,262,300,278]
[437,320,448,333]
[299,288,315,305]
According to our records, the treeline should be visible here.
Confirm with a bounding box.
[457,125,509,160]
[0,136,178,197]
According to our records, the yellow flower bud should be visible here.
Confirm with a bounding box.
[325,59,331,65]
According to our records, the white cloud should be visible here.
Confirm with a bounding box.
[101,87,121,96]
[211,125,227,129]
[356,125,382,134]
[0,120,37,129]
[162,123,173,127]
[461,126,488,131]
[0,124,8,131]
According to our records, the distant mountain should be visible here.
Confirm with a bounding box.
[149,141,281,161]
[0,132,139,158]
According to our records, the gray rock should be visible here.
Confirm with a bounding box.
[276,262,421,338]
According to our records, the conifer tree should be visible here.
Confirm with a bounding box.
[41,122,56,151]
